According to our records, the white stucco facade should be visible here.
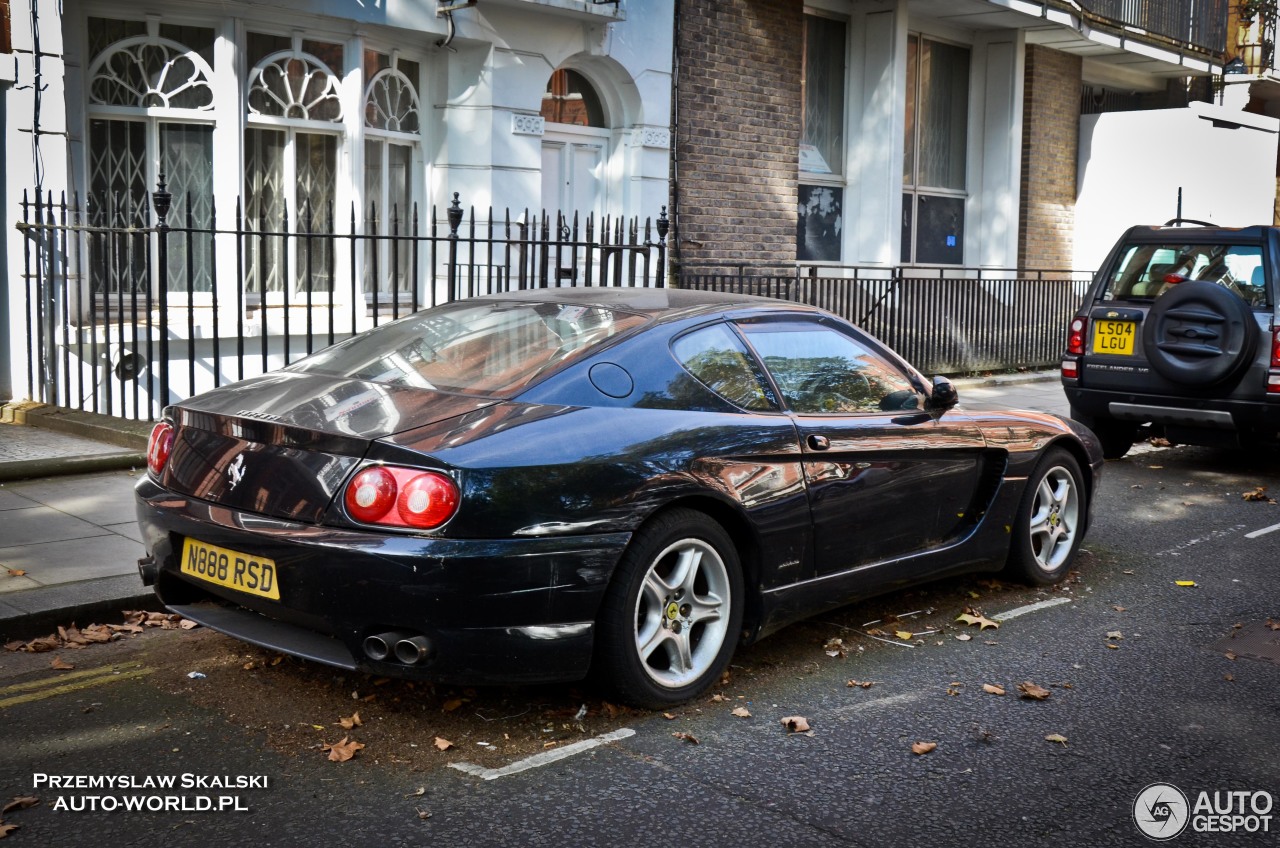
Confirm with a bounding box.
[1,0,672,405]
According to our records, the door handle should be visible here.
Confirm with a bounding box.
[807,434,830,451]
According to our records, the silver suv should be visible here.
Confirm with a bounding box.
[1062,222,1279,459]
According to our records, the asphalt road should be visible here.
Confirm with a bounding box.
[2,441,1279,847]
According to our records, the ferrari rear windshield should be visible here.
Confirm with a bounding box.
[290,300,649,395]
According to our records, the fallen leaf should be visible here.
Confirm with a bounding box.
[404,787,426,798]
[339,711,363,730]
[731,707,751,718]
[433,737,453,751]
[1105,643,1120,650]
[1045,733,1068,745]
[1017,681,1051,701]
[954,633,972,642]
[956,612,999,630]
[1267,619,1280,632]
[0,822,17,838]
[846,680,875,689]
[1225,673,1235,682]
[911,741,937,755]
[1225,652,1237,661]
[416,808,432,821]
[1243,486,1269,502]
[1112,605,1127,612]
[0,798,37,815]
[672,732,699,744]
[178,619,199,630]
[6,569,26,578]
[1106,631,1123,640]
[780,716,810,733]
[49,656,73,670]
[441,698,464,712]
[895,630,915,641]
[663,712,678,720]
[945,685,962,697]
[1175,581,1197,587]
[322,736,365,762]
[708,694,725,703]
[982,683,1006,696]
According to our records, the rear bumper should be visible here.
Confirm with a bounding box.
[135,477,630,685]
[1063,386,1280,443]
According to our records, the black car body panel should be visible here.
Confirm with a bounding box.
[137,288,1103,688]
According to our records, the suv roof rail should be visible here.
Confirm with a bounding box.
[1163,217,1216,227]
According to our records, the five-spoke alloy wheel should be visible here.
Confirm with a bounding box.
[596,509,743,708]
[1007,448,1086,586]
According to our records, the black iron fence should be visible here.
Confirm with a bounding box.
[678,266,1093,375]
[17,181,1093,422]
[17,183,669,421]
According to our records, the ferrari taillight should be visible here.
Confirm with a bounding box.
[344,466,460,530]
[147,422,175,476]
[1067,317,1088,356]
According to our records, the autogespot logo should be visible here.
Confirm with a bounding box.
[1134,783,1190,841]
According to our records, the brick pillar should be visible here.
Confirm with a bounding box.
[673,0,803,273]
[1018,44,1082,271]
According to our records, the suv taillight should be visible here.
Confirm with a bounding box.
[1067,317,1088,356]
[147,422,175,476]
[343,466,460,530]
[1270,328,1280,394]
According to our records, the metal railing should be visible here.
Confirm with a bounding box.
[678,265,1094,375]
[1056,0,1229,55]
[17,182,669,421]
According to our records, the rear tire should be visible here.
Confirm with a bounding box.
[1006,448,1086,586]
[595,509,743,709]
[1071,407,1135,460]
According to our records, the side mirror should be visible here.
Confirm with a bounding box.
[925,376,958,412]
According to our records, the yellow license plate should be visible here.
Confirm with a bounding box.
[1092,319,1136,355]
[180,538,280,601]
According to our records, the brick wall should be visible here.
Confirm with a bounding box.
[673,0,802,272]
[1018,44,1082,270]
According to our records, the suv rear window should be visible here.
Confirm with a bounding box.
[1102,243,1268,307]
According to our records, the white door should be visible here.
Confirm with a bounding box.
[541,129,607,231]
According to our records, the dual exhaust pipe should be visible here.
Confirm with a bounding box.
[363,629,433,666]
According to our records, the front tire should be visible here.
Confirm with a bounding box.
[1006,448,1086,586]
[595,509,744,709]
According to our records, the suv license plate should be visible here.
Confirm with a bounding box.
[180,538,280,600]
[1093,319,1136,356]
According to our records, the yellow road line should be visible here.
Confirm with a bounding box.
[0,663,153,708]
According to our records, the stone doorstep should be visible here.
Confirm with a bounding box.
[0,402,151,451]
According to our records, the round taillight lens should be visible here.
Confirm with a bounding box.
[147,422,175,476]
[397,472,460,529]
[344,466,398,524]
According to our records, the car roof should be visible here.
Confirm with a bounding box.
[1121,223,1277,242]
[471,286,823,322]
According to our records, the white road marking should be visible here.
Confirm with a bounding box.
[1245,522,1280,539]
[991,597,1073,622]
[449,728,636,781]
[830,691,924,717]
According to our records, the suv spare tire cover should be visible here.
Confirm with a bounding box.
[1141,280,1258,386]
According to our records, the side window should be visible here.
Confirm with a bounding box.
[672,324,778,411]
[739,322,919,414]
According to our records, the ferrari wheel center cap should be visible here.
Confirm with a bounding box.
[666,601,680,621]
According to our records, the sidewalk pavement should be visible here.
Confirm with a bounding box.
[0,370,1069,642]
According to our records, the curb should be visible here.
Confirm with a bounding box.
[0,452,146,483]
[1,401,151,450]
[0,578,164,643]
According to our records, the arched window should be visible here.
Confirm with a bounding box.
[85,18,216,294]
[541,68,606,128]
[362,52,423,297]
[244,34,344,295]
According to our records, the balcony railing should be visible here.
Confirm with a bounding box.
[1051,0,1229,56]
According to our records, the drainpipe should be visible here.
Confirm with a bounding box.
[669,0,681,281]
